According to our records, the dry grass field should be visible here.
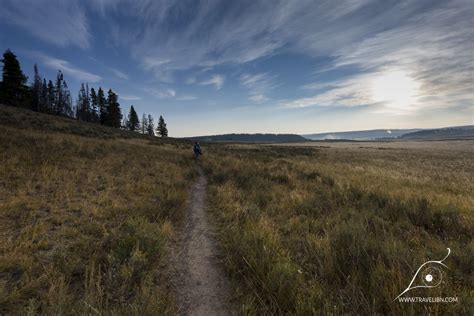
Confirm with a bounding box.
[203,141,473,314]
[1,105,473,315]
[0,105,197,314]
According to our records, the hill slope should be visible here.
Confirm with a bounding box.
[401,125,474,139]
[0,105,196,314]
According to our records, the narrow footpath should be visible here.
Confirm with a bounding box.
[172,169,234,316]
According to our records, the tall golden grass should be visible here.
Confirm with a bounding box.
[203,144,473,314]
[0,105,197,314]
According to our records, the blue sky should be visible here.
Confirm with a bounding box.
[1,0,472,137]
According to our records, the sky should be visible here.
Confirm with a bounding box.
[0,0,472,137]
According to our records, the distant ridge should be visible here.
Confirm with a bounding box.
[401,125,474,139]
[186,133,307,143]
[302,129,421,140]
[303,125,474,140]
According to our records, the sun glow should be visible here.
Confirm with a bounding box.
[371,70,420,110]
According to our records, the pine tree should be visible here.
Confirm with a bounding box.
[76,83,86,120]
[31,64,42,111]
[47,80,55,114]
[98,87,107,124]
[156,115,168,137]
[62,79,73,117]
[146,114,155,136]
[0,49,30,107]
[84,84,90,121]
[54,71,64,115]
[126,105,140,131]
[106,89,122,128]
[141,113,147,134]
[40,78,48,112]
[90,88,99,123]
[76,83,92,121]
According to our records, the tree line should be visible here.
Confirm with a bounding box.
[0,49,168,137]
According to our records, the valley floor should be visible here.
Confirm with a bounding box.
[202,140,473,314]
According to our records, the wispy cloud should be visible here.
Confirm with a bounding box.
[333,3,473,110]
[240,72,277,103]
[289,2,474,112]
[39,54,101,82]
[0,0,90,49]
[15,0,468,114]
[176,95,198,101]
[120,94,141,101]
[145,88,176,99]
[110,68,129,80]
[285,73,373,108]
[199,75,225,90]
[3,0,471,125]
[186,77,196,85]
[248,94,269,103]
[100,1,383,77]
[144,87,197,101]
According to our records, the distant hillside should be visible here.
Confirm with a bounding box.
[187,133,307,143]
[401,125,474,139]
[302,129,421,140]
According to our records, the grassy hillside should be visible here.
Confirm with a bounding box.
[0,105,197,314]
[202,142,473,314]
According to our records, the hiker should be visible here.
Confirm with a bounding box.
[193,141,202,159]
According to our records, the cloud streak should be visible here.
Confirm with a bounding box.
[110,68,129,80]
[120,94,141,101]
[285,73,373,108]
[0,0,90,49]
[144,87,197,101]
[199,75,225,90]
[99,0,394,77]
[240,72,277,103]
[3,0,471,125]
[287,1,474,112]
[40,55,101,82]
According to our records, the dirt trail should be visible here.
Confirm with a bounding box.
[172,169,234,315]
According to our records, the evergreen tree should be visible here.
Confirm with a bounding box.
[126,105,140,131]
[31,64,42,111]
[141,113,147,134]
[47,80,55,114]
[156,115,168,137]
[54,70,64,115]
[98,87,107,124]
[76,83,92,121]
[84,84,90,121]
[76,83,87,120]
[106,89,122,128]
[90,88,99,123]
[146,114,154,136]
[0,49,30,107]
[40,78,48,112]
[62,79,73,117]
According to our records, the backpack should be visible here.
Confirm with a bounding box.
[194,144,201,154]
